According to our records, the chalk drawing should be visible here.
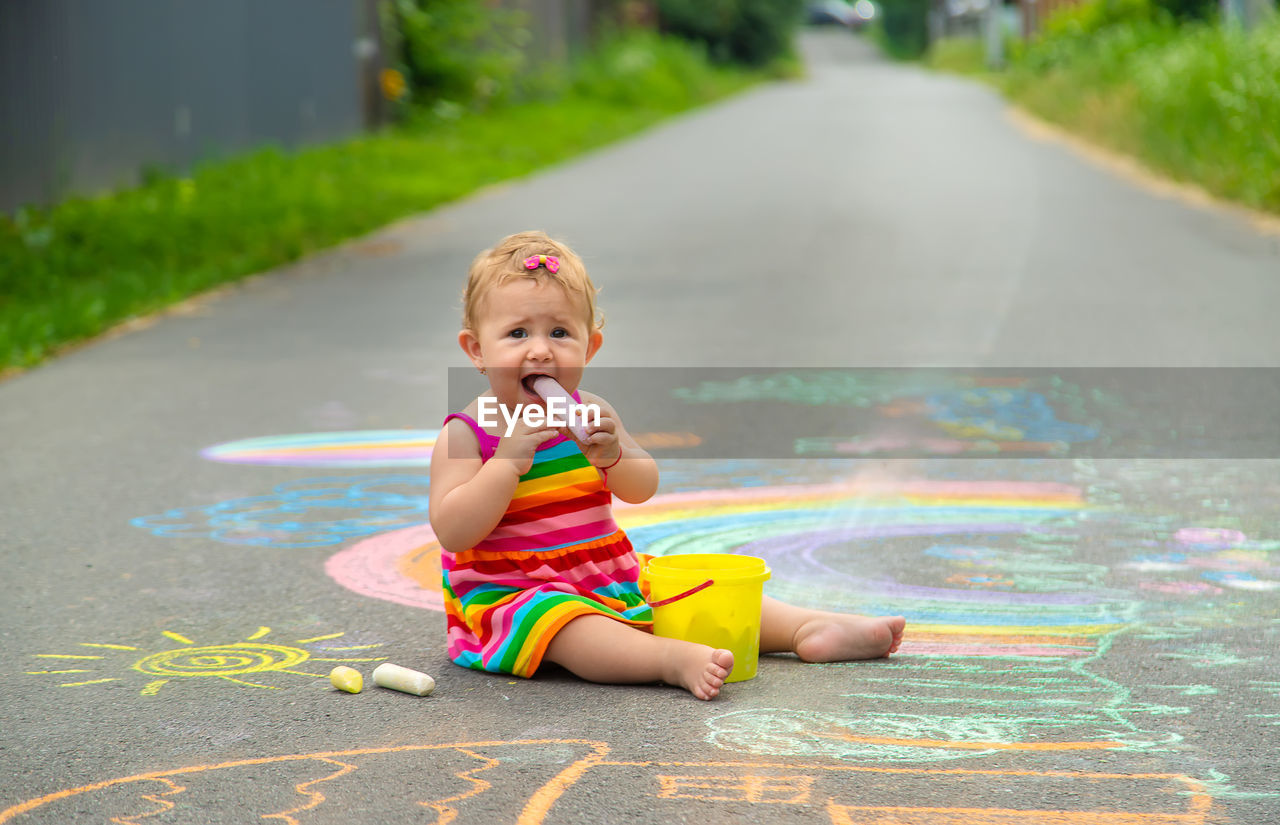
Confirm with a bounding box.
[128,420,1277,808]
[202,430,439,468]
[708,638,1186,764]
[199,429,699,469]
[620,480,1125,645]
[706,708,1134,763]
[1138,581,1226,596]
[132,431,709,548]
[655,773,814,803]
[172,455,1277,806]
[671,369,937,406]
[1157,644,1267,668]
[1120,525,1280,593]
[1195,769,1280,800]
[0,740,1216,825]
[326,521,445,610]
[632,762,1212,824]
[1148,684,1219,696]
[926,388,1099,444]
[327,478,1117,642]
[672,371,1106,456]
[131,475,430,548]
[26,628,384,695]
[0,740,610,825]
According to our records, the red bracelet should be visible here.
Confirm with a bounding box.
[598,451,623,472]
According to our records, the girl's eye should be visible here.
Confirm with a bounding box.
[551,328,570,339]
[508,328,527,339]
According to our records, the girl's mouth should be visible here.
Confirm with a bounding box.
[522,373,551,401]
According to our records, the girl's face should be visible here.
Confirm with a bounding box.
[459,277,602,408]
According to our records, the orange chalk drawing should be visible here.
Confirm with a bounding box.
[630,763,1212,825]
[0,740,609,825]
[825,802,1205,825]
[632,431,703,449]
[657,774,815,804]
[0,743,1213,825]
[110,777,184,825]
[261,758,356,825]
[416,749,500,825]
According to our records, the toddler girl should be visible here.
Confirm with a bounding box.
[428,230,905,700]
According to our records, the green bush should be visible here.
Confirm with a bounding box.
[656,0,804,67]
[1131,21,1280,207]
[1006,0,1178,85]
[872,0,931,59]
[1042,0,1163,36]
[571,31,727,108]
[926,36,987,74]
[1152,0,1218,22]
[385,0,530,108]
[1005,10,1280,214]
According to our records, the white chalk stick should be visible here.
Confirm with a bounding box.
[328,665,363,694]
[372,662,435,697]
[527,375,590,442]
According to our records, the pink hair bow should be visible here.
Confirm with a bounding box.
[523,254,560,273]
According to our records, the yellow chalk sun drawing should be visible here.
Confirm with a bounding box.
[27,627,385,695]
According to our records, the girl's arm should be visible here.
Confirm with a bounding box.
[576,391,659,504]
[428,417,555,552]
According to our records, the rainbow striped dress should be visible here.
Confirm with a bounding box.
[440,410,653,677]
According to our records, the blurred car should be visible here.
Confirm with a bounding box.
[806,0,876,28]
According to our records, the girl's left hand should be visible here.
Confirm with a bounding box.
[568,413,621,469]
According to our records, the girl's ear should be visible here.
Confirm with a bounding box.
[584,329,604,364]
[458,329,484,371]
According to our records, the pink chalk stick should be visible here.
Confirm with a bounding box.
[526,375,590,441]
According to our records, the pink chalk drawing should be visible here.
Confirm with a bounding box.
[1173,527,1246,548]
[326,523,444,611]
[1138,581,1225,597]
[1122,527,1280,593]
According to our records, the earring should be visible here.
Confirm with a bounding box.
[479,367,487,375]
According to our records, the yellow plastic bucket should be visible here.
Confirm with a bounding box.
[641,553,771,682]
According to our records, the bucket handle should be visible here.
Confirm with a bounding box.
[648,578,714,608]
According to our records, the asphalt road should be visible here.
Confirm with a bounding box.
[2,30,1278,824]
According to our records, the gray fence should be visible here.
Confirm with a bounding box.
[1,0,370,212]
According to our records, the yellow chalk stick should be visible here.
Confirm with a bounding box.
[329,665,363,694]
[372,662,435,696]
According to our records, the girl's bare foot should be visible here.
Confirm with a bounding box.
[793,614,906,663]
[666,646,734,700]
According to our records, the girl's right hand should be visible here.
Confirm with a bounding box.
[491,420,558,476]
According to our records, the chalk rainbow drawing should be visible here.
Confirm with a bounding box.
[198,429,700,469]
[25,628,385,695]
[201,430,440,468]
[327,478,1122,660]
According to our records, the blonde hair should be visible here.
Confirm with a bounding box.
[462,231,601,332]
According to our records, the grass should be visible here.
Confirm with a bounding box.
[926,11,1280,218]
[924,36,988,75]
[0,32,763,373]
